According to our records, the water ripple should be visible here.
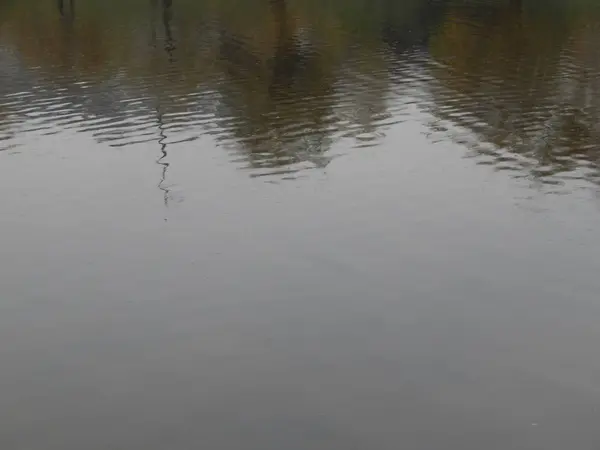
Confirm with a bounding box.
[1,0,600,186]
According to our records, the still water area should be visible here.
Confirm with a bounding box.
[1,0,600,448]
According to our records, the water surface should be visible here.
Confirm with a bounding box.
[2,1,600,449]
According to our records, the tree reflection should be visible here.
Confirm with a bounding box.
[0,0,436,175]
[57,0,75,19]
[1,0,600,184]
[427,0,600,185]
[212,0,338,173]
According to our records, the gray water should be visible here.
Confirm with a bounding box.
[2,0,600,448]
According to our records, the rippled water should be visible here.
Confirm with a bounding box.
[2,0,600,184]
[2,1,600,449]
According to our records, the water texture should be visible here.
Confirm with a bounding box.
[1,1,600,449]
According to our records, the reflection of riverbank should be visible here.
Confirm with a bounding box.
[426,0,600,186]
[0,0,442,175]
[2,0,600,185]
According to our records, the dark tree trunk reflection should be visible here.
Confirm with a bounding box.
[269,0,301,94]
[57,0,75,19]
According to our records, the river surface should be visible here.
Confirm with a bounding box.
[1,0,600,448]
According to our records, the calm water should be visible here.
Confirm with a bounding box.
[2,0,600,448]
